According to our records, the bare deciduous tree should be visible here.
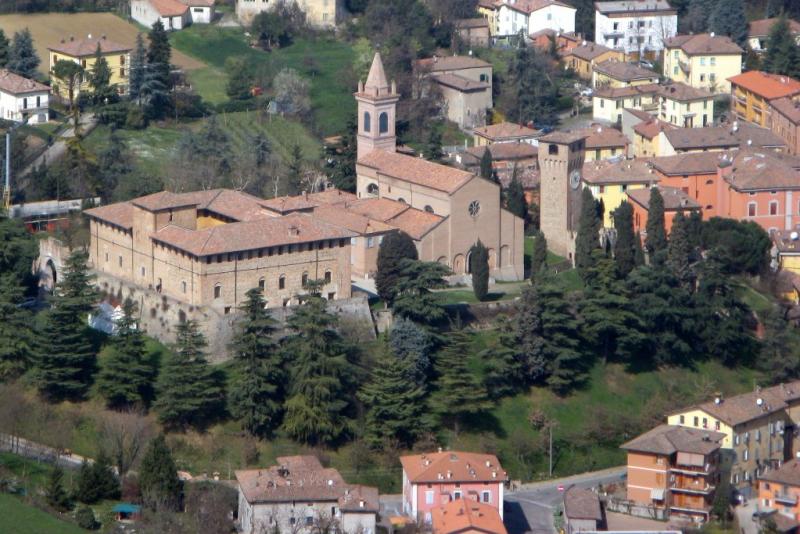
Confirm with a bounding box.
[98,409,155,476]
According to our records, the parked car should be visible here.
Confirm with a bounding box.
[639,60,655,70]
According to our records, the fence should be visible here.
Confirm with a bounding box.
[605,497,669,521]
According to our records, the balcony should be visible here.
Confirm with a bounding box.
[670,481,715,495]
[671,463,713,476]
[670,504,711,516]
[774,493,798,506]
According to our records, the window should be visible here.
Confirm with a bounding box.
[700,74,705,82]
[748,202,757,217]
[214,284,221,299]
[328,292,335,300]
[679,415,685,424]
[379,112,389,133]
[693,416,699,426]
[289,518,296,526]
[673,66,678,75]
[120,68,125,77]
[480,74,488,82]
[453,491,462,500]
[549,144,558,155]
[674,50,679,59]
[600,99,605,108]
[710,57,716,66]
[710,73,716,82]
[324,271,332,284]
[770,201,778,216]
[367,237,374,248]
[468,200,481,217]
[224,306,231,315]
[140,266,146,277]
[424,205,434,213]
[744,449,749,461]
[118,255,123,267]
[22,97,27,109]
[258,278,265,291]
[700,57,706,66]
[425,491,434,505]
[302,272,309,286]
[366,183,379,195]
[702,417,708,428]
[481,491,491,503]
[613,22,619,30]
[105,252,109,263]
[182,281,187,293]
[306,517,314,526]
[734,434,740,445]
[363,111,371,132]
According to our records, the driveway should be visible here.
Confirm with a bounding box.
[19,112,96,180]
[734,499,760,534]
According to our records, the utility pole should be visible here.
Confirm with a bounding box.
[4,131,11,212]
[549,423,553,477]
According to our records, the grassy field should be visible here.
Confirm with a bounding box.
[0,12,204,75]
[0,494,85,534]
[169,25,356,135]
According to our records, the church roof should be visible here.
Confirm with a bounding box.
[365,53,390,93]
[358,151,475,194]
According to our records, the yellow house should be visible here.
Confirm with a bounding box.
[729,71,800,128]
[48,35,132,97]
[774,231,800,276]
[477,0,499,36]
[632,118,676,157]
[663,33,743,94]
[592,60,659,89]
[581,158,653,227]
[592,84,659,124]
[579,124,628,161]
[658,82,715,128]
[563,43,623,81]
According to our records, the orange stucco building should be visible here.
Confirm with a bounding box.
[650,152,726,219]
[759,459,800,528]
[627,185,701,237]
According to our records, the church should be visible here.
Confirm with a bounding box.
[350,53,524,281]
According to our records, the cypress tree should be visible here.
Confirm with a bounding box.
[514,285,548,383]
[8,29,39,78]
[530,231,548,281]
[129,33,146,105]
[686,209,703,251]
[93,451,121,501]
[282,296,355,445]
[634,231,645,266]
[431,327,491,435]
[229,288,285,438]
[575,187,601,276]
[505,174,528,220]
[145,21,172,118]
[33,250,98,402]
[612,201,636,278]
[153,320,224,430]
[424,125,444,162]
[359,343,429,448]
[286,144,304,195]
[0,30,9,68]
[645,188,667,261]
[479,147,493,181]
[667,211,695,288]
[46,465,71,512]
[708,0,748,46]
[375,231,419,305]
[97,299,154,409]
[89,43,113,105]
[469,240,490,301]
[139,435,181,511]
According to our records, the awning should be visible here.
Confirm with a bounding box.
[651,488,666,500]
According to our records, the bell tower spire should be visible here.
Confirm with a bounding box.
[355,53,400,160]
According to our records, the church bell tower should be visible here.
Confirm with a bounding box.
[355,53,400,160]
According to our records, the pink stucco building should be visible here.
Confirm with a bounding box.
[400,450,507,523]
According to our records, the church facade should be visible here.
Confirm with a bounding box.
[353,54,525,281]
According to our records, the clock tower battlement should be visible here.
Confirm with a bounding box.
[537,131,587,262]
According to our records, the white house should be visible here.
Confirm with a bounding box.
[0,69,49,124]
[130,0,215,31]
[594,0,677,59]
[236,456,379,534]
[495,0,576,38]
[236,0,342,28]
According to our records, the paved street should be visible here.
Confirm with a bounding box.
[505,466,627,534]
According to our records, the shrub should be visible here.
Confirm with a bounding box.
[75,506,99,530]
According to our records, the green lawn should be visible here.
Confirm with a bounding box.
[0,493,84,534]
[735,279,775,314]
[169,26,356,135]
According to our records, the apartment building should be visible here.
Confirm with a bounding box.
[594,0,677,59]
[769,97,800,156]
[667,382,800,494]
[579,124,628,161]
[494,0,576,39]
[663,33,743,94]
[649,151,724,218]
[759,459,800,529]
[431,500,507,534]
[563,42,624,81]
[627,112,677,157]
[621,424,725,522]
[236,0,341,28]
[581,157,654,227]
[728,71,800,129]
[0,69,49,124]
[49,35,131,96]
[592,82,713,127]
[657,123,785,156]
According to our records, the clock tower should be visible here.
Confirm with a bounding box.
[537,131,587,262]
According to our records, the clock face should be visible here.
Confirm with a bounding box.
[569,169,581,190]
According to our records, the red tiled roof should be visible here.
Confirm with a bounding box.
[657,81,713,102]
[416,56,492,72]
[649,151,726,175]
[563,487,603,521]
[664,124,785,151]
[724,150,800,192]
[432,500,507,534]
[401,451,507,484]
[633,118,677,139]
[433,73,490,92]
[771,97,800,124]
[684,380,800,426]
[465,143,538,161]
[148,0,189,16]
[0,69,49,94]
[728,71,800,101]
[357,151,475,194]
[594,60,658,82]
[594,83,660,99]
[474,121,539,141]
[581,158,656,185]
[312,204,395,235]
[455,18,490,29]
[386,207,445,240]
[759,458,800,486]
[503,0,574,15]
[578,125,628,148]
[48,36,131,57]
[664,33,743,55]
[84,202,133,230]
[621,424,724,455]
[567,42,618,61]
[749,18,800,38]
[626,185,700,210]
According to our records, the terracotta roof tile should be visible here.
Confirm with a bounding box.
[724,150,800,191]
[664,33,743,55]
[771,97,800,124]
[386,207,445,240]
[594,0,676,15]
[594,83,660,99]
[626,185,700,210]
[621,424,724,455]
[416,56,492,72]
[594,60,658,82]
[633,118,677,139]
[147,0,189,16]
[0,69,49,94]
[539,130,589,144]
[581,158,656,185]
[357,151,474,194]
[465,143,538,161]
[664,124,785,151]
[455,18,490,29]
[345,198,410,221]
[474,121,540,141]
[311,204,395,235]
[503,0,574,14]
[48,36,131,57]
[578,125,628,148]
[400,451,507,484]
[84,201,133,230]
[728,71,800,101]
[658,81,713,102]
[685,380,800,426]
[568,42,618,61]
[432,500,507,534]
[650,151,726,175]
[563,487,603,521]
[761,459,800,486]
[749,18,800,38]
[433,73,490,92]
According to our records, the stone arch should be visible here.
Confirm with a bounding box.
[453,254,466,274]
[363,111,371,132]
[488,248,497,269]
[436,256,448,265]
[466,250,473,274]
[42,258,58,292]
[379,112,389,133]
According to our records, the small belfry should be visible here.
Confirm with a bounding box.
[355,53,400,160]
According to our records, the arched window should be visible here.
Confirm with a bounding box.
[258,277,265,291]
[181,281,187,294]
[363,111,371,133]
[214,283,221,299]
[367,183,379,195]
[398,198,407,204]
[302,272,309,286]
[324,270,332,284]
[424,205,434,213]
[379,112,389,133]
[279,275,286,290]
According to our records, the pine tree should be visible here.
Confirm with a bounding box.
[282,296,355,445]
[153,321,224,430]
[470,240,490,301]
[505,174,528,220]
[612,201,636,278]
[129,33,146,105]
[375,231,419,304]
[89,43,114,105]
[759,307,800,383]
[46,465,71,512]
[431,327,491,435]
[286,144,304,195]
[539,279,587,394]
[74,456,118,504]
[389,317,434,385]
[479,148,493,181]
[97,299,154,409]
[708,0,748,46]
[229,288,285,438]
[33,250,98,402]
[424,125,444,162]
[145,20,172,119]
[0,274,32,380]
[359,343,429,448]
[8,29,39,78]
[579,251,645,363]
[482,317,525,399]
[667,211,695,288]
[392,260,450,325]
[325,115,357,192]
[97,131,134,202]
[514,285,548,383]
[645,188,667,261]
[575,187,601,276]
[76,506,98,530]
[0,30,10,68]
[763,17,800,78]
[530,231,548,281]
[139,435,181,511]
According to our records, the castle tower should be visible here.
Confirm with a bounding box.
[537,131,587,262]
[355,53,400,160]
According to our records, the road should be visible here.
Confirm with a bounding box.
[18,112,96,181]
[504,466,627,534]
[0,432,89,470]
